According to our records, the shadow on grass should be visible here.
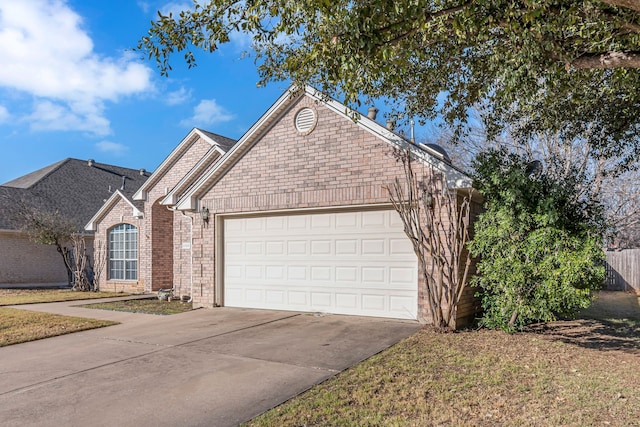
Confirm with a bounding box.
[528,318,640,355]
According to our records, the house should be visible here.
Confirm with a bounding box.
[0,158,149,287]
[87,86,478,324]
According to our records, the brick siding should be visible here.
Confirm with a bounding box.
[0,231,68,284]
[187,95,472,323]
[93,197,145,293]
[91,94,481,324]
[94,136,213,294]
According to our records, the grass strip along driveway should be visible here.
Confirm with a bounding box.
[80,298,193,315]
[0,289,126,306]
[0,289,126,347]
[247,292,640,426]
[0,308,117,347]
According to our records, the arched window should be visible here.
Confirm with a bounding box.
[108,224,138,280]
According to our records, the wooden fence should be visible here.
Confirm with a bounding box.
[605,249,640,291]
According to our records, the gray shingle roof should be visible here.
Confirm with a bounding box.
[0,158,150,232]
[196,128,237,151]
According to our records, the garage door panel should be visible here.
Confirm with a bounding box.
[224,210,418,319]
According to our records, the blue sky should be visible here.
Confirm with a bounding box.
[0,0,292,183]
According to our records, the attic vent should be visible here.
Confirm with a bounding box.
[294,107,317,135]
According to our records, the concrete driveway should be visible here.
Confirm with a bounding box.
[0,298,421,427]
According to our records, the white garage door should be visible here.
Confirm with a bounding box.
[223,209,418,319]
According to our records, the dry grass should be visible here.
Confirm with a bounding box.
[80,298,193,315]
[0,289,127,306]
[0,307,117,347]
[246,292,640,426]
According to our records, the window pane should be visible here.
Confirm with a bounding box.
[108,224,138,281]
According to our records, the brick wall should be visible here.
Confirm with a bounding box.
[93,135,213,294]
[0,231,68,285]
[189,95,464,323]
[93,198,145,293]
[151,200,173,291]
[140,136,212,293]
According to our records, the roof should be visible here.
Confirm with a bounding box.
[133,128,237,201]
[0,158,150,232]
[85,190,144,231]
[2,159,67,188]
[175,85,472,211]
[196,128,237,151]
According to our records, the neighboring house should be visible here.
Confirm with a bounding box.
[0,158,149,287]
[87,86,478,324]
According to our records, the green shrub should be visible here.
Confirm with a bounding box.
[469,149,605,331]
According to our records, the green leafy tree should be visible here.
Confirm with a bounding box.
[468,149,605,331]
[139,1,640,165]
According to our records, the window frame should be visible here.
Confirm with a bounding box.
[108,223,138,281]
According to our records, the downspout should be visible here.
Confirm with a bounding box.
[180,211,194,303]
[167,206,194,303]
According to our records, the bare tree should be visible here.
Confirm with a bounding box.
[426,113,640,248]
[15,203,76,285]
[12,200,99,290]
[91,240,106,291]
[387,149,473,331]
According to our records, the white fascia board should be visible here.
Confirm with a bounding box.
[85,190,143,231]
[133,128,215,201]
[160,146,225,206]
[175,87,300,211]
[312,87,473,188]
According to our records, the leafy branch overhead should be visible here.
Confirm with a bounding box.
[139,1,640,153]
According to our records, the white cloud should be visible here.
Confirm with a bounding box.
[159,2,194,17]
[137,1,151,14]
[181,99,235,127]
[0,105,9,123]
[95,140,129,155]
[165,86,191,105]
[0,0,153,135]
[29,100,110,135]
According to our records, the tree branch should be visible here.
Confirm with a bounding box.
[572,51,640,69]
[600,0,640,13]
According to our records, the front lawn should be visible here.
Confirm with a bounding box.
[246,292,640,426]
[0,307,118,347]
[0,289,127,306]
[80,298,193,315]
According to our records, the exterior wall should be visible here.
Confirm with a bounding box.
[139,137,212,293]
[151,200,173,291]
[172,211,199,298]
[93,198,145,293]
[454,196,483,327]
[191,96,443,322]
[0,231,68,285]
[92,136,213,294]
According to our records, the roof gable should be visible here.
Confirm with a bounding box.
[85,190,144,231]
[133,128,236,201]
[159,145,226,206]
[175,86,471,211]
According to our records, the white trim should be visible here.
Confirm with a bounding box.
[160,146,226,206]
[175,85,473,211]
[84,190,143,231]
[216,202,396,219]
[309,86,472,188]
[175,88,299,211]
[133,128,222,201]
